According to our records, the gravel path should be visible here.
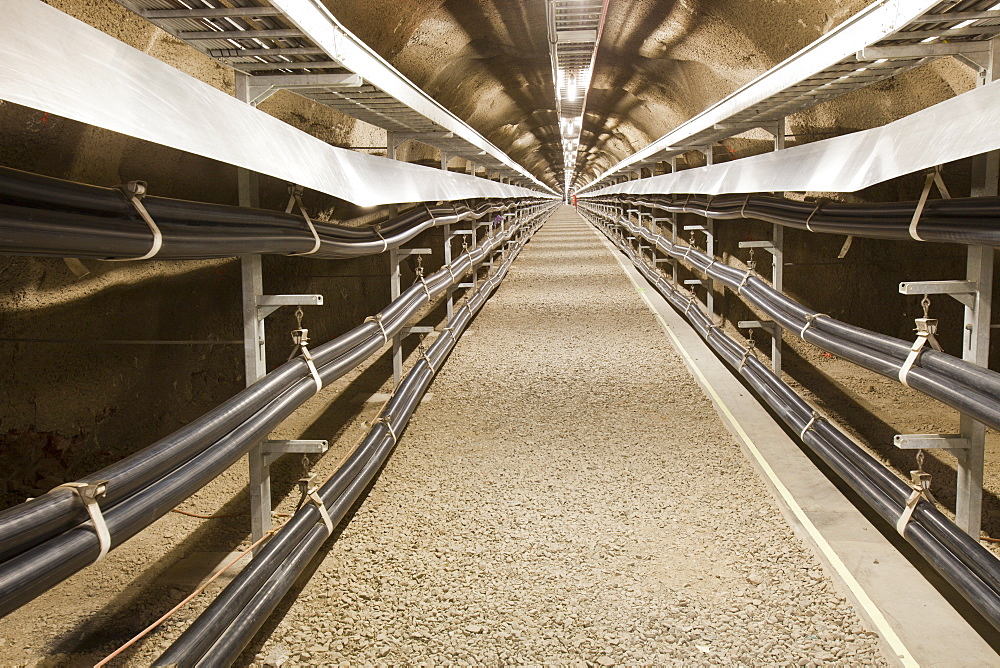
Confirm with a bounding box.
[247,207,887,666]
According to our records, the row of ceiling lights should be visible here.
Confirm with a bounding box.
[546,0,607,196]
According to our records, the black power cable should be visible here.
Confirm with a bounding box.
[0,165,546,260]
[0,203,555,618]
[586,207,1000,632]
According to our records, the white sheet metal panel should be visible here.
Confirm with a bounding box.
[0,0,549,206]
[579,0,942,192]
[582,78,1000,197]
[268,0,551,192]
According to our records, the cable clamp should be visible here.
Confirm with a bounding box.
[417,274,433,301]
[898,318,942,387]
[799,313,828,340]
[444,263,458,284]
[365,313,389,344]
[416,341,433,367]
[703,259,717,275]
[286,185,322,256]
[908,168,950,242]
[304,487,334,536]
[738,344,756,371]
[424,203,438,222]
[804,202,822,232]
[799,411,822,441]
[298,344,323,394]
[373,224,389,254]
[55,481,111,563]
[374,415,398,445]
[288,310,323,393]
[896,470,938,537]
[736,270,752,295]
[111,181,163,261]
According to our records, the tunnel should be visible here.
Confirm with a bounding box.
[2,0,1000,664]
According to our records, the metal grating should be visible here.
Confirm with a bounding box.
[583,0,1000,191]
[113,0,545,188]
[546,0,607,193]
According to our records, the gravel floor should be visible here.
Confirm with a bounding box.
[242,207,887,666]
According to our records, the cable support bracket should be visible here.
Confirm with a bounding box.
[799,313,828,340]
[285,185,322,256]
[111,181,163,261]
[55,481,111,563]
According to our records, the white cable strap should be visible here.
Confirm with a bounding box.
[287,190,322,256]
[898,334,929,388]
[113,182,163,261]
[736,270,752,295]
[366,314,388,344]
[418,275,432,301]
[299,345,323,393]
[417,345,432,367]
[373,225,389,254]
[908,172,937,242]
[896,489,923,536]
[799,411,822,440]
[445,263,458,284]
[305,488,334,536]
[375,415,398,445]
[703,260,717,275]
[738,346,755,371]
[804,203,822,232]
[56,481,111,563]
[799,313,827,340]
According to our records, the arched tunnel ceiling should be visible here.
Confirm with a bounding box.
[326,0,874,189]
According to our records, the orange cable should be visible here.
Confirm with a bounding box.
[93,523,284,668]
[170,508,242,519]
